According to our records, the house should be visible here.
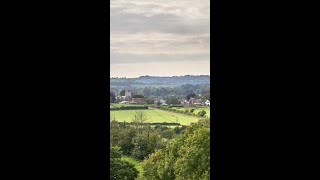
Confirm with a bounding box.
[205,100,210,106]
[179,98,189,105]
[187,98,202,105]
[132,98,144,103]
[154,99,167,105]
[194,99,202,105]
[115,95,124,101]
[125,90,132,97]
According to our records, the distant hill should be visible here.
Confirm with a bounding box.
[110,75,210,97]
[110,75,210,86]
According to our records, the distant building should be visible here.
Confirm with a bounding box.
[125,90,132,97]
[188,98,202,105]
[119,101,129,104]
[154,99,167,105]
[132,98,144,103]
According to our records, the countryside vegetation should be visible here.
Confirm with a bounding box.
[110,76,211,180]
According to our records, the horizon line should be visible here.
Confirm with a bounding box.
[110,74,210,78]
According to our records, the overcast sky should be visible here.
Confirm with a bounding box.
[110,0,210,77]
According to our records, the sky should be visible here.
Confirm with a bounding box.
[110,0,210,78]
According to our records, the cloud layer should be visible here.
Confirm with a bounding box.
[110,0,210,77]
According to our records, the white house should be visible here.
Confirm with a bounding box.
[205,100,210,106]
[125,90,132,97]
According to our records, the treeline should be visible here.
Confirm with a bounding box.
[110,75,210,86]
[135,75,210,85]
[110,106,148,111]
[111,83,210,99]
[111,121,181,126]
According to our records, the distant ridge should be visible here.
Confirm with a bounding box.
[110,75,210,86]
[111,75,210,79]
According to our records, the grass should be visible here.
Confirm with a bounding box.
[110,109,200,125]
[122,156,143,179]
[171,106,211,118]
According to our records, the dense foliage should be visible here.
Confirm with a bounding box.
[142,122,210,180]
[110,146,139,180]
[110,106,148,111]
[111,80,210,99]
[110,111,210,179]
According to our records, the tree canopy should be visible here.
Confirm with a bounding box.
[110,146,139,180]
[142,122,210,180]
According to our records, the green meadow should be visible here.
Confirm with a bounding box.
[170,106,210,118]
[110,109,200,125]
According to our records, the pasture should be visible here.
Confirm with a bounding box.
[170,106,210,118]
[110,109,200,125]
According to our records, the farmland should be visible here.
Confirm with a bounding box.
[110,108,200,125]
[170,106,210,118]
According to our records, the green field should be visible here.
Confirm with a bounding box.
[110,109,200,125]
[171,106,210,118]
[122,156,143,179]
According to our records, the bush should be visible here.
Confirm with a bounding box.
[198,110,207,117]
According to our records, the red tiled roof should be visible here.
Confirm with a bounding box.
[132,98,144,102]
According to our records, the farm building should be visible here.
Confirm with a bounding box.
[132,98,144,103]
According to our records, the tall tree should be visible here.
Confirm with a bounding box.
[132,111,149,134]
[120,89,126,96]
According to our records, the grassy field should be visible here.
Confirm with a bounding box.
[110,109,200,125]
[171,106,210,118]
[122,156,143,179]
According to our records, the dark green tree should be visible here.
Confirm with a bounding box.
[120,89,126,96]
[165,97,180,105]
[198,110,207,117]
[132,94,144,98]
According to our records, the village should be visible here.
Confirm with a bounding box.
[112,89,210,106]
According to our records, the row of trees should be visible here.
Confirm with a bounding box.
[111,75,210,87]
[111,83,210,99]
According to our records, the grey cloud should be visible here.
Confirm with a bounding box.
[110,52,210,64]
[111,13,209,35]
[110,0,210,72]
